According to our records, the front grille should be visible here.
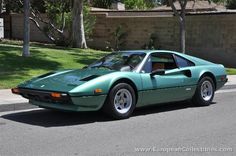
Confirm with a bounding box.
[19,88,72,104]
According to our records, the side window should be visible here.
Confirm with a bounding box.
[142,53,178,73]
[174,55,195,68]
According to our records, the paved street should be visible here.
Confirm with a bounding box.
[0,88,236,156]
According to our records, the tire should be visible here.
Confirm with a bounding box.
[192,76,215,106]
[103,83,136,119]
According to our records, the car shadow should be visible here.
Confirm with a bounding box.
[1,101,217,128]
[133,101,216,116]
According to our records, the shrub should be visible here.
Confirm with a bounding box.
[92,0,112,8]
[226,0,236,9]
[123,0,155,10]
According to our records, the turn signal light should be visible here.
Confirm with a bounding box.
[51,92,61,98]
[11,88,20,94]
[94,89,102,93]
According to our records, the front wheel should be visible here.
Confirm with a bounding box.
[103,83,136,119]
[192,76,215,106]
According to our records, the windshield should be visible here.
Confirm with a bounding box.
[88,52,146,71]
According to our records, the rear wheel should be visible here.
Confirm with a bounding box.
[192,76,215,106]
[103,83,136,119]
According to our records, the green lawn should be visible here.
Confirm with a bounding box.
[0,44,108,89]
[0,43,236,89]
[226,68,236,75]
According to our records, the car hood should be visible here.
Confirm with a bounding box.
[18,69,115,92]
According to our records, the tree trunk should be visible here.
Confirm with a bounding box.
[179,13,186,53]
[22,0,30,57]
[0,0,2,13]
[168,0,187,53]
[72,0,87,48]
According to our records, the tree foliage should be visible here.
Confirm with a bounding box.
[123,0,155,9]
[91,0,156,9]
[37,0,71,45]
[226,0,236,9]
[91,0,112,8]
[4,0,22,13]
[4,0,95,47]
[4,0,45,13]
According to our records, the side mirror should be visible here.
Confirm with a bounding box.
[150,69,165,77]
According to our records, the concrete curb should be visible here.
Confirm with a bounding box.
[0,103,37,112]
[221,84,236,90]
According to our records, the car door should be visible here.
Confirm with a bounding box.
[138,52,196,107]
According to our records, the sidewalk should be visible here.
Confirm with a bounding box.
[225,75,236,86]
[0,75,236,112]
[0,89,36,112]
[0,89,28,105]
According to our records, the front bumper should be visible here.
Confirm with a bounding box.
[12,88,107,112]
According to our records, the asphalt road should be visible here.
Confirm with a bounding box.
[0,90,236,156]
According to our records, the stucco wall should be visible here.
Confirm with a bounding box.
[11,14,50,43]
[89,13,236,67]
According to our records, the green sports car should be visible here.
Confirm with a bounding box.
[12,50,228,119]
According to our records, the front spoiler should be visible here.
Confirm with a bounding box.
[30,94,107,112]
